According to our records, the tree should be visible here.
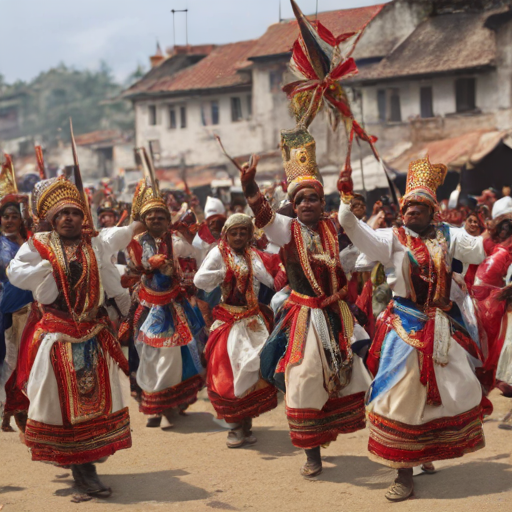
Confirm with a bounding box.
[3,62,137,147]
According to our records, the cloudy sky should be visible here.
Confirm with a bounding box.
[0,0,383,83]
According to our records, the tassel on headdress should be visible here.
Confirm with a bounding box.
[282,0,380,199]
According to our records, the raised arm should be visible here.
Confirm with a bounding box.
[338,202,394,266]
[240,156,292,247]
[450,226,485,265]
[99,221,144,254]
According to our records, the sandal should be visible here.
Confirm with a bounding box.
[300,461,322,478]
[385,468,414,502]
[421,462,436,474]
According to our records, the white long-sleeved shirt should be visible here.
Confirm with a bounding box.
[194,246,274,296]
[338,202,485,298]
[7,225,135,306]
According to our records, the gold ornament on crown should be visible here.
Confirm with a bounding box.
[404,156,447,200]
[281,127,320,184]
[32,176,85,221]
[132,179,168,221]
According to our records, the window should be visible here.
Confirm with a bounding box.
[231,97,243,122]
[389,89,401,122]
[269,70,283,93]
[420,87,434,118]
[377,88,402,123]
[180,106,187,128]
[169,108,177,129]
[211,101,219,125]
[201,100,220,126]
[377,90,386,122]
[148,105,157,126]
[456,78,476,113]
[247,95,253,118]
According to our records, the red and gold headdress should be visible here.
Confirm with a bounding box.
[282,0,380,200]
[131,179,169,221]
[31,176,86,222]
[401,156,447,213]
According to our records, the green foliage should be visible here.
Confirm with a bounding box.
[2,62,141,146]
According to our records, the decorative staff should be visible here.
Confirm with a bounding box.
[69,118,97,236]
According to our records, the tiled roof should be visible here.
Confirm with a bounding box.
[124,40,256,98]
[248,4,386,60]
[353,10,499,82]
[75,130,124,146]
[123,4,385,98]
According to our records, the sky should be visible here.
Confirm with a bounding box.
[0,0,384,84]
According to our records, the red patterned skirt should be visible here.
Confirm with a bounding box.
[367,404,486,468]
[286,392,366,449]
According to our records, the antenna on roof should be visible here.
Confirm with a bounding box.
[315,0,319,21]
[279,0,282,22]
[171,8,189,47]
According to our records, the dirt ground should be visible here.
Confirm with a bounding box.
[2,389,512,512]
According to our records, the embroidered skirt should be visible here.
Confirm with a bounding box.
[366,298,487,468]
[205,307,277,424]
[261,295,371,449]
[24,331,131,465]
[135,300,206,415]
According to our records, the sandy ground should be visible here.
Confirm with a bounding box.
[2,389,512,512]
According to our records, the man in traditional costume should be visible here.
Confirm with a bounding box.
[125,180,205,428]
[194,213,278,448]
[338,157,488,501]
[240,137,371,477]
[235,0,380,477]
[0,155,33,432]
[8,175,140,496]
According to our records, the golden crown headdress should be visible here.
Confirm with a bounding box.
[32,176,85,222]
[281,126,322,200]
[401,156,447,211]
[131,179,168,221]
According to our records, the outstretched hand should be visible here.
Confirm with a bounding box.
[240,155,260,199]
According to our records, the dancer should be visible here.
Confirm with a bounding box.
[339,157,488,501]
[8,175,140,496]
[241,144,371,477]
[194,213,278,448]
[126,180,205,428]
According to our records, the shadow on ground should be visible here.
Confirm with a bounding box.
[319,454,512,500]
[249,427,301,458]
[161,411,218,434]
[52,469,211,505]
[0,485,26,494]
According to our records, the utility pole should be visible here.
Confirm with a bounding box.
[171,9,189,47]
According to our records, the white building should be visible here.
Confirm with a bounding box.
[122,1,420,191]
[123,0,512,197]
